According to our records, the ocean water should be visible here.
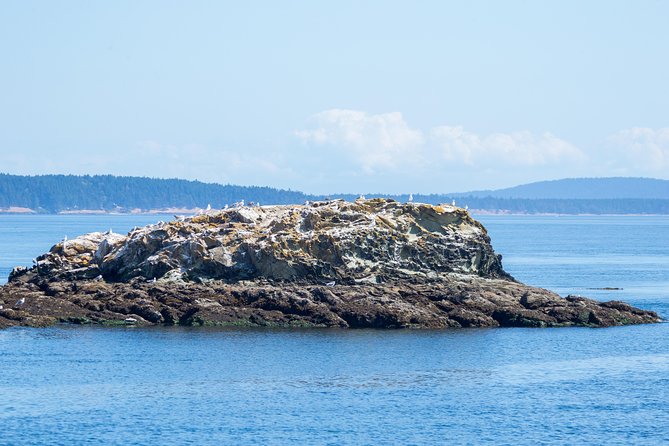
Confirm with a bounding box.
[0,214,668,445]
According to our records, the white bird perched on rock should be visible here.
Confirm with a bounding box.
[224,204,229,210]
[15,297,25,306]
[357,195,366,201]
[408,193,413,203]
[63,235,68,242]
[94,275,103,281]
[106,228,113,235]
[325,281,336,287]
[452,199,456,206]
[206,203,211,211]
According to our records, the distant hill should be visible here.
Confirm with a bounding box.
[1,174,668,214]
[454,177,669,199]
[0,174,314,213]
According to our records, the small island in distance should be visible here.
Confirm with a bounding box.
[0,198,659,329]
[0,174,668,215]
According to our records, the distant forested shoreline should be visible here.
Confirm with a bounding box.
[1,174,668,215]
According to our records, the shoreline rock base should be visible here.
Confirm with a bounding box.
[0,276,659,329]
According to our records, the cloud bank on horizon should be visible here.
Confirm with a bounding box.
[295,109,587,170]
[291,109,668,192]
[3,109,668,195]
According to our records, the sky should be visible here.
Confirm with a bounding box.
[1,0,668,194]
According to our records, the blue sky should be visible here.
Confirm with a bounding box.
[1,1,668,194]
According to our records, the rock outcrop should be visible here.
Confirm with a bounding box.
[0,199,660,329]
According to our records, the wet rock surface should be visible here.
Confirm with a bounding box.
[0,199,660,329]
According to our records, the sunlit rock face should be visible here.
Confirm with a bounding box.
[25,199,511,284]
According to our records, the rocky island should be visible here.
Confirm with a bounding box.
[0,199,660,329]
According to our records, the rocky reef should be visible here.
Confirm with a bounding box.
[0,199,660,329]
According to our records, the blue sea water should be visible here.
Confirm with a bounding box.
[0,214,668,445]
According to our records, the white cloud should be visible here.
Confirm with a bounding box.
[295,109,586,174]
[431,126,586,167]
[294,109,424,172]
[609,127,669,171]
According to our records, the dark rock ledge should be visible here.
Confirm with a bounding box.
[0,199,659,329]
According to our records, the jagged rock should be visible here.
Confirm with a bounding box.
[23,199,512,284]
[0,199,660,329]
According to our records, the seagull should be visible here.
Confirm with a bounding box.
[206,204,211,211]
[224,204,229,210]
[0,305,4,310]
[106,228,113,235]
[94,275,103,281]
[63,235,68,242]
[325,281,336,287]
[451,199,456,206]
[152,277,157,283]
[357,195,366,201]
[15,297,25,306]
[408,193,413,203]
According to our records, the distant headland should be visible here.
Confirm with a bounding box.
[0,174,668,215]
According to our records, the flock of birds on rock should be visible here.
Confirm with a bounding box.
[57,195,470,251]
[164,195,470,224]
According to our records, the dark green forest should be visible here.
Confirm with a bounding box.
[1,174,668,214]
[0,174,312,212]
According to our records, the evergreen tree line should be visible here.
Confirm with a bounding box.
[1,174,668,214]
[0,174,312,212]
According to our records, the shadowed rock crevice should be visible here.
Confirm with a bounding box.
[0,199,660,329]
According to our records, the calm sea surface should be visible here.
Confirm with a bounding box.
[0,214,668,445]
